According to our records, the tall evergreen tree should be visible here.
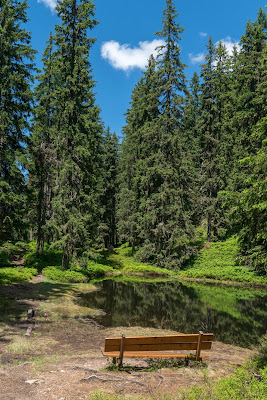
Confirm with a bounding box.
[231,42,267,274]
[155,0,187,137]
[98,127,119,249]
[119,0,196,267]
[233,7,267,156]
[118,55,160,254]
[198,38,233,241]
[46,0,103,268]
[0,0,36,241]
[141,0,195,266]
[181,72,202,222]
[29,33,56,253]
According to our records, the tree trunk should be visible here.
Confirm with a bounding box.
[62,249,70,269]
[207,213,212,242]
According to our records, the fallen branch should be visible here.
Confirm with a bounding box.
[156,374,164,388]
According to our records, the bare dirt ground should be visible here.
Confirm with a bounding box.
[0,277,254,400]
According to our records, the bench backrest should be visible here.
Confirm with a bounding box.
[104,333,213,352]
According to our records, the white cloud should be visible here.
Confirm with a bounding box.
[38,0,57,12]
[199,32,208,38]
[188,36,240,65]
[101,39,165,72]
[215,36,241,55]
[188,52,205,64]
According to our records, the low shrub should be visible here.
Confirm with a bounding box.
[253,333,267,370]
[83,260,113,277]
[24,249,62,269]
[0,251,11,267]
[108,246,174,276]
[0,267,38,284]
[180,366,267,399]
[42,266,87,283]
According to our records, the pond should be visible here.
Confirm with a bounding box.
[77,278,267,348]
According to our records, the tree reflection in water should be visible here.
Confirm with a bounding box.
[77,279,267,348]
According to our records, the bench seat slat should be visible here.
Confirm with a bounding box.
[101,349,209,359]
[105,341,212,352]
[105,334,213,348]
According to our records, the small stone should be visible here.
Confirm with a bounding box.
[25,379,42,385]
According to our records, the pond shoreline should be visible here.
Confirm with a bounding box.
[177,275,267,289]
[105,270,267,289]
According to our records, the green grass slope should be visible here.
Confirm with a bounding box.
[179,236,266,285]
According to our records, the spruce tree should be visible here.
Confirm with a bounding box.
[231,43,267,274]
[0,0,36,241]
[47,0,103,268]
[233,7,267,156]
[181,72,202,222]
[119,0,196,267]
[142,0,194,266]
[198,38,233,240]
[155,0,187,137]
[98,127,119,249]
[29,33,56,253]
[118,55,160,254]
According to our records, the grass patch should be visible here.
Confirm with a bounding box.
[180,236,267,285]
[8,335,58,355]
[39,296,100,319]
[42,266,88,283]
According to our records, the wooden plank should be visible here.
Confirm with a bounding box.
[105,334,213,346]
[105,341,212,353]
[103,351,210,358]
[104,334,213,352]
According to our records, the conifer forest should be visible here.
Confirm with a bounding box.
[1,2,267,398]
[0,0,266,278]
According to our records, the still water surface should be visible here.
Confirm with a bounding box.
[78,279,267,348]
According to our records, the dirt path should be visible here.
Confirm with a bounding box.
[0,280,254,400]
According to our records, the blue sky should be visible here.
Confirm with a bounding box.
[27,0,266,137]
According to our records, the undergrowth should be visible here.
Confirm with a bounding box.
[180,236,266,284]
[109,246,174,277]
[0,267,38,284]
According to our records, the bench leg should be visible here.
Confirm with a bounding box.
[112,357,116,364]
[118,334,125,366]
[196,331,203,361]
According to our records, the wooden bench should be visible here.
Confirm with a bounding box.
[101,331,213,365]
